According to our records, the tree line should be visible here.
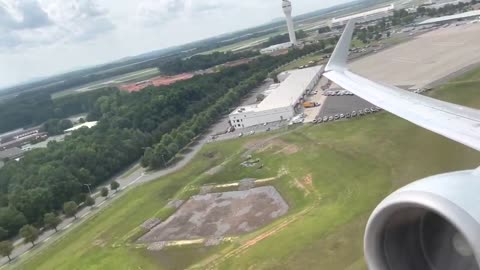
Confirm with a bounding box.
[157,50,259,75]
[0,88,116,134]
[261,30,308,48]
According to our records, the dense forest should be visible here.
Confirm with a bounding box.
[158,51,259,75]
[0,40,332,240]
[0,88,116,134]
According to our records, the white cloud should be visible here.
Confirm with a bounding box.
[0,0,353,88]
[0,0,114,50]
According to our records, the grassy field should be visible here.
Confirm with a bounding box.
[51,68,161,99]
[11,68,480,270]
[278,51,328,72]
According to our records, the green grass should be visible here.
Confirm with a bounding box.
[199,32,282,55]
[12,68,480,270]
[278,51,327,72]
[51,68,161,99]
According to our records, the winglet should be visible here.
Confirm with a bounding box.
[325,20,356,72]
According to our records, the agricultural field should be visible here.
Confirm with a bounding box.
[11,68,480,270]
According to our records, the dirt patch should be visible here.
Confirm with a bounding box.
[205,164,224,176]
[291,174,314,196]
[92,239,106,247]
[303,174,313,189]
[137,186,289,243]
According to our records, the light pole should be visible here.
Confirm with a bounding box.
[83,183,92,196]
[161,154,167,168]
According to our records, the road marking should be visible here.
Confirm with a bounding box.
[43,237,51,243]
[80,212,90,218]
[63,223,72,230]
[20,250,30,257]
[98,201,106,207]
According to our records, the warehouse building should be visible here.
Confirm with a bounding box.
[330,4,395,28]
[229,66,323,129]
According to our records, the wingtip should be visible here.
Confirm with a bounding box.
[325,20,356,72]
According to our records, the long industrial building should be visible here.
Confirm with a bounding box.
[229,66,323,129]
[330,4,395,28]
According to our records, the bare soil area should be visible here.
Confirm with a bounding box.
[137,186,288,243]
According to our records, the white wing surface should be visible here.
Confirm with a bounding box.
[323,21,480,152]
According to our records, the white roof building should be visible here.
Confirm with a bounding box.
[65,121,98,133]
[229,66,323,129]
[260,42,294,54]
[330,4,395,28]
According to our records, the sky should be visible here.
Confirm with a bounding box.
[0,0,353,88]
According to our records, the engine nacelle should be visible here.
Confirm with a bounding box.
[365,170,480,270]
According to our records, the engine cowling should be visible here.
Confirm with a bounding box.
[364,170,480,270]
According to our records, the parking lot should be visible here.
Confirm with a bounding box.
[318,96,375,118]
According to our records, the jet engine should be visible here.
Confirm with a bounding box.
[364,170,480,270]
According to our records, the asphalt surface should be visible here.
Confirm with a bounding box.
[318,96,376,118]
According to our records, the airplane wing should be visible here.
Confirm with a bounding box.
[323,21,480,152]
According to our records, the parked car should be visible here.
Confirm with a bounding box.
[329,116,334,121]
[323,116,329,122]
[340,114,345,118]
[249,131,255,135]
[365,108,371,114]
[346,113,351,118]
[359,110,364,115]
[371,107,378,112]
[334,114,340,120]
[318,118,323,123]
[238,133,244,137]
[352,111,357,117]
[312,119,318,124]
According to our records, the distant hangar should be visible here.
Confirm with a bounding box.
[229,66,323,129]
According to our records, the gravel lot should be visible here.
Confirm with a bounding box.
[137,186,288,243]
[318,96,375,118]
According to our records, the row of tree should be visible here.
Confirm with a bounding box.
[417,0,476,18]
[261,30,308,48]
[0,181,120,262]
[158,51,259,75]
